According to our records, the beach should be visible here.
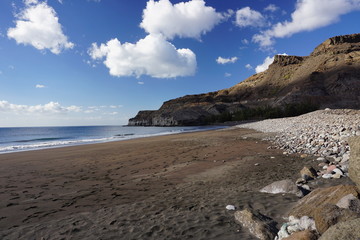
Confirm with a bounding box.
[0,127,322,239]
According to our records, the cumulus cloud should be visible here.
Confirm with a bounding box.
[235,7,266,28]
[253,0,360,47]
[0,100,81,114]
[140,0,223,39]
[7,0,74,54]
[35,84,46,88]
[216,56,238,64]
[89,34,196,78]
[255,53,287,73]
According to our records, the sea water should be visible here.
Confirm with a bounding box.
[0,125,225,154]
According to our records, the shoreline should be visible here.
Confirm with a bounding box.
[0,125,228,155]
[0,127,316,239]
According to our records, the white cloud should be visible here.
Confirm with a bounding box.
[35,84,46,88]
[264,4,279,12]
[216,56,238,64]
[140,0,223,39]
[255,53,287,73]
[224,72,231,77]
[245,64,253,70]
[242,39,249,45]
[138,81,145,85]
[7,0,74,54]
[89,34,196,78]
[235,7,266,28]
[253,0,360,47]
[0,100,81,114]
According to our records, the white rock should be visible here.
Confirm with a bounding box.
[226,205,236,210]
[322,173,333,179]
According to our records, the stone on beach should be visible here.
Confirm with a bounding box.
[300,166,318,180]
[349,136,360,190]
[288,185,359,218]
[260,179,299,195]
[282,230,318,240]
[313,203,359,234]
[336,194,360,213]
[234,208,278,240]
[319,218,360,240]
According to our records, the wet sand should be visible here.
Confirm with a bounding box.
[0,128,316,239]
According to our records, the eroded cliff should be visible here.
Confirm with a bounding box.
[129,33,360,126]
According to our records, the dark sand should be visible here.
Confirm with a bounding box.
[0,128,317,239]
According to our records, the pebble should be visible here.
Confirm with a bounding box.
[237,109,360,179]
[226,205,236,210]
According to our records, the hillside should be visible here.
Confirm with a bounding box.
[129,33,360,126]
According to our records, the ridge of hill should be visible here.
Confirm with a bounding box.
[129,33,360,126]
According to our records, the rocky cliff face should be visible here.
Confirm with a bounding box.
[129,33,360,126]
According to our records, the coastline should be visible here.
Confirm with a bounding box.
[0,125,227,155]
[0,127,317,239]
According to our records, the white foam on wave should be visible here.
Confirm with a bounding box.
[0,127,214,154]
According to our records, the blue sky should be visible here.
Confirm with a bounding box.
[0,0,359,127]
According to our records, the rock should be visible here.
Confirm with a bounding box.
[296,178,307,185]
[349,137,360,189]
[282,230,318,240]
[319,218,360,240]
[336,194,360,213]
[300,154,308,158]
[288,185,359,218]
[314,203,359,234]
[234,208,278,240]
[226,205,236,210]
[325,165,337,173]
[260,179,299,195]
[322,173,333,179]
[300,166,318,180]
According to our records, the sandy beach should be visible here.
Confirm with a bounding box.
[0,127,325,239]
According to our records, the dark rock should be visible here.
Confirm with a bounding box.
[234,208,278,240]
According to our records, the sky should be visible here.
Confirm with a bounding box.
[0,0,359,127]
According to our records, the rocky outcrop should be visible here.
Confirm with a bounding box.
[234,208,278,240]
[313,204,359,234]
[129,33,360,126]
[349,137,360,189]
[319,218,360,240]
[288,185,359,218]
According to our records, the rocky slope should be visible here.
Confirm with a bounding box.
[129,33,360,126]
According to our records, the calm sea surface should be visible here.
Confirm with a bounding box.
[0,125,225,154]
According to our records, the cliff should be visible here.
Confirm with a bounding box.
[129,33,360,126]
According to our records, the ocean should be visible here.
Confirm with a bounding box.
[0,125,225,154]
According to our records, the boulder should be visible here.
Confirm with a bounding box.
[288,185,359,218]
[300,166,318,180]
[260,179,299,195]
[314,203,359,234]
[319,218,360,240]
[349,137,360,190]
[336,194,360,213]
[282,230,318,240]
[234,208,278,240]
